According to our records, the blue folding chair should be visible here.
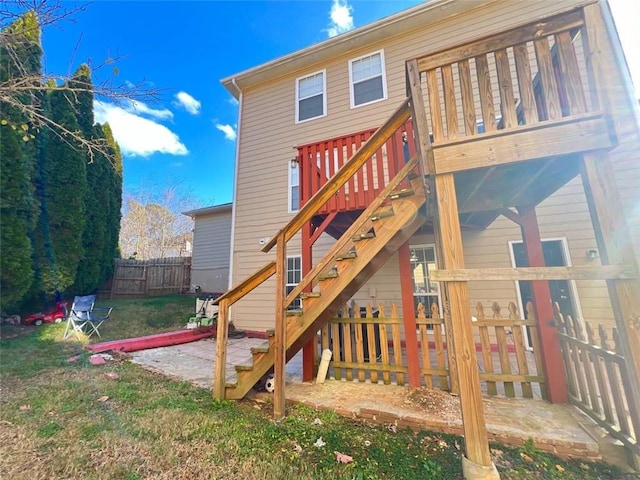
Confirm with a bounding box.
[63,295,113,340]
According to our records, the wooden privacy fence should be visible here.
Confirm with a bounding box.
[110,257,191,298]
[317,300,546,399]
[554,303,640,466]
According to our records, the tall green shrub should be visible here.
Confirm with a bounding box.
[0,12,41,313]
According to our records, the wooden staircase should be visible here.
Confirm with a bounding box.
[213,99,424,401]
[225,176,426,399]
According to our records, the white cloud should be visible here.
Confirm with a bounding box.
[127,99,174,120]
[227,96,239,107]
[174,91,202,115]
[94,100,188,157]
[216,123,237,141]
[327,0,354,38]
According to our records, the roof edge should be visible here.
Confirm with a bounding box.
[183,202,233,218]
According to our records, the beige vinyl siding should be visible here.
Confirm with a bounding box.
[191,210,232,294]
[229,0,639,332]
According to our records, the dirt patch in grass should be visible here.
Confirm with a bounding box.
[404,386,461,420]
[0,323,34,340]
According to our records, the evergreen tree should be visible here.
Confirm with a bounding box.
[0,12,41,313]
[67,64,94,139]
[39,84,88,294]
[102,122,123,278]
[72,124,109,293]
[68,65,100,293]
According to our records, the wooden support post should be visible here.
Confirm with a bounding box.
[406,59,432,176]
[581,151,640,415]
[302,221,315,382]
[213,299,229,399]
[517,206,567,403]
[433,214,459,395]
[398,241,422,388]
[580,4,640,438]
[273,232,287,419]
[435,173,495,473]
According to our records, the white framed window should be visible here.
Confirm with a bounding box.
[288,160,299,213]
[286,255,302,310]
[409,244,442,318]
[296,70,326,123]
[349,50,387,108]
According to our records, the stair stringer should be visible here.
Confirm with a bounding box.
[225,187,426,399]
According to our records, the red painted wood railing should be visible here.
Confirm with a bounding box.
[297,120,416,215]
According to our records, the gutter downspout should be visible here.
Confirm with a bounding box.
[227,78,243,324]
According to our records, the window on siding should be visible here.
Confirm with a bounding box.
[409,244,442,318]
[349,51,387,108]
[286,256,302,310]
[289,160,299,213]
[296,70,326,122]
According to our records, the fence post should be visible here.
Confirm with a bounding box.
[273,232,287,419]
[213,299,229,399]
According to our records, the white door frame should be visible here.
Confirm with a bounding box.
[508,237,584,349]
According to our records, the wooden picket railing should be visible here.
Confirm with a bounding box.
[318,300,546,399]
[411,10,616,175]
[319,303,408,385]
[474,301,545,400]
[416,10,593,145]
[555,303,640,464]
[297,120,417,215]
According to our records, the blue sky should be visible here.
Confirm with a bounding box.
[35,0,640,208]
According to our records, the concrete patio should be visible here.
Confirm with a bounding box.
[129,337,630,469]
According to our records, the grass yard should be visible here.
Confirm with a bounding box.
[93,295,196,341]
[0,294,636,479]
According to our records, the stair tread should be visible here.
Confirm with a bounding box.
[318,271,339,280]
[390,188,414,199]
[300,292,321,298]
[370,209,395,221]
[335,251,357,260]
[351,232,375,242]
[251,345,270,354]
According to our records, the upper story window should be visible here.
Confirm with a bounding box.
[349,50,387,108]
[288,160,299,213]
[296,70,326,123]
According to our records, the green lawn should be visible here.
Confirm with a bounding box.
[0,295,635,479]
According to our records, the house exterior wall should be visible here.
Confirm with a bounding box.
[190,207,232,295]
[227,0,640,332]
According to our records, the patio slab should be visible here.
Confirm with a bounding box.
[128,337,629,468]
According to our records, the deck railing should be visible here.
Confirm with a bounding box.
[297,120,417,215]
[414,10,596,146]
[555,303,640,465]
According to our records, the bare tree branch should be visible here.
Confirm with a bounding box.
[1,0,163,165]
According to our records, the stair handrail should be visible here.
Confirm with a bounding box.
[261,98,411,253]
[284,154,420,307]
[212,261,276,306]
